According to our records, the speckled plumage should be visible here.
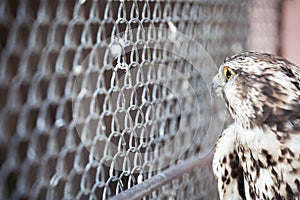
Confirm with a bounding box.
[212,52,300,200]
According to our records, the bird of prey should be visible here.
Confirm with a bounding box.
[212,52,300,199]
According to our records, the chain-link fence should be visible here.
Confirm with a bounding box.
[0,0,281,199]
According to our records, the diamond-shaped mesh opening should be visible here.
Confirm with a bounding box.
[0,0,281,199]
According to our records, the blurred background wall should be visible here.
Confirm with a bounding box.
[282,0,300,66]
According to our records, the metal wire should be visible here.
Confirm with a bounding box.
[108,151,213,200]
[0,0,281,199]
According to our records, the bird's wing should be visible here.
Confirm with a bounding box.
[256,61,300,133]
[212,124,245,200]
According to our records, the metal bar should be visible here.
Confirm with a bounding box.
[108,150,214,200]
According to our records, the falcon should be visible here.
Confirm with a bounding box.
[212,52,300,199]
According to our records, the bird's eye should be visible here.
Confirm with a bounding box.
[223,66,236,81]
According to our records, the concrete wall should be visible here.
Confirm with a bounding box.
[282,0,300,66]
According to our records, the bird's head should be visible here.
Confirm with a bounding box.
[212,51,300,130]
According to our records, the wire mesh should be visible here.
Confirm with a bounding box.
[0,0,281,200]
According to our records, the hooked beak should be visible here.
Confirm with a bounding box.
[211,74,222,96]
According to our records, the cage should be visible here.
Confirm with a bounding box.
[0,0,281,199]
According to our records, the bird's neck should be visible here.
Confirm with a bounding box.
[235,123,281,160]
